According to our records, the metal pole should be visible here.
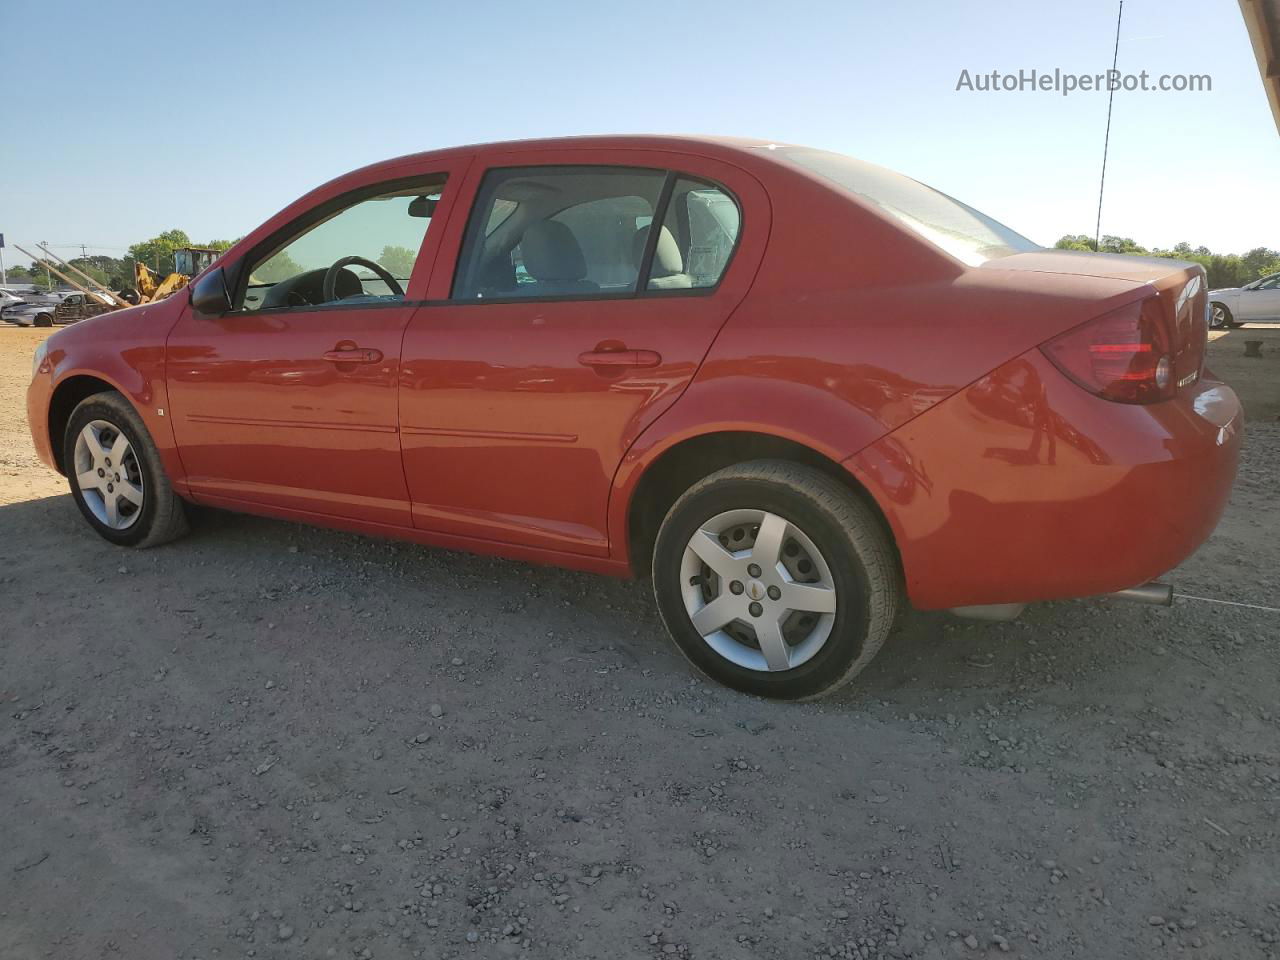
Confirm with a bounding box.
[36,243,127,306]
[13,245,116,307]
[0,247,6,288]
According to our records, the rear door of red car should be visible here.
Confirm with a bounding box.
[397,148,769,557]
[166,161,466,526]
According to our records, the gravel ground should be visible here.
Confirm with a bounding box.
[1,326,1278,960]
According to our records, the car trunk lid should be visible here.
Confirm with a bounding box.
[981,249,1210,399]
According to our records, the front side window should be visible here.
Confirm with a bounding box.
[452,166,668,300]
[1254,273,1280,290]
[241,177,446,311]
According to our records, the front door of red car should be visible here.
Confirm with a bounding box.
[398,153,768,556]
[166,168,457,526]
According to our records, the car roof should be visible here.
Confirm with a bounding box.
[343,135,799,184]
[407,133,780,159]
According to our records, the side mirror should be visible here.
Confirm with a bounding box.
[190,266,233,315]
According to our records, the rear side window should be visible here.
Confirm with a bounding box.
[451,166,742,300]
[452,166,667,299]
[646,178,741,290]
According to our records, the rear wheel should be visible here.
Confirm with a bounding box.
[34,313,53,328]
[652,460,900,700]
[64,392,189,548]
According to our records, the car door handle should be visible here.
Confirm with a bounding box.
[577,349,662,369]
[322,347,383,364]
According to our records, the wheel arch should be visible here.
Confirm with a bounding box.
[47,374,131,474]
[619,429,899,577]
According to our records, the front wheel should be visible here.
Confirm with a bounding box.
[651,461,901,700]
[64,392,189,548]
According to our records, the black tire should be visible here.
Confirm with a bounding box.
[34,313,53,328]
[64,392,189,548]
[651,460,901,700]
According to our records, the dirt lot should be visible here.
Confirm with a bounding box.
[1,325,1278,960]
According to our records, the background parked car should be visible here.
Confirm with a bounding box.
[4,292,87,327]
[0,289,25,319]
[1209,272,1280,327]
[50,293,113,325]
[2,290,75,324]
[5,302,57,327]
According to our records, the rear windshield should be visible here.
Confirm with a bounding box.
[777,147,1039,266]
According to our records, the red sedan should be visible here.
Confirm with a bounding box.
[27,136,1241,699]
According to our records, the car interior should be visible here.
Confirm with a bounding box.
[454,169,739,300]
[240,183,445,312]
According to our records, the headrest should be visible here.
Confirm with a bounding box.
[521,220,587,281]
[632,225,684,277]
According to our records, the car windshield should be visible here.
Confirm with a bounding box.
[775,146,1039,266]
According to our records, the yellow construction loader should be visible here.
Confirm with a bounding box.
[133,247,219,304]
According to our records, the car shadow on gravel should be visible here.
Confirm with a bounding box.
[176,504,1143,708]
[3,491,1140,713]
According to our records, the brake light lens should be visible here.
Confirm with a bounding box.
[1040,298,1176,404]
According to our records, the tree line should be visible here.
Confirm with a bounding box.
[9,228,421,293]
[1054,235,1280,289]
[7,230,234,293]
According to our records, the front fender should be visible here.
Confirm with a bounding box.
[36,302,187,492]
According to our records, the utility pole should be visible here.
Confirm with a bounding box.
[14,245,119,307]
[80,243,88,262]
[0,233,6,287]
[1094,0,1125,252]
[40,241,51,290]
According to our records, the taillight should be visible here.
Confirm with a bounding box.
[1041,297,1176,404]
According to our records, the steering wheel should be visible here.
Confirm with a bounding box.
[322,256,405,302]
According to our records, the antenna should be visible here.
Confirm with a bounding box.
[1094,0,1125,252]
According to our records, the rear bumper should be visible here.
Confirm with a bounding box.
[845,348,1242,610]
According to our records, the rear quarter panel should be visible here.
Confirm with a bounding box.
[847,350,1241,608]
[610,162,1161,566]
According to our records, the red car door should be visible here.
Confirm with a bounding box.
[166,164,464,526]
[398,148,769,557]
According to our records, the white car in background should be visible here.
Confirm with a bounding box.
[2,291,70,327]
[3,301,57,327]
[1209,272,1280,328]
[0,289,24,317]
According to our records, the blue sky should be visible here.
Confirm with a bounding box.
[1,0,1275,269]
